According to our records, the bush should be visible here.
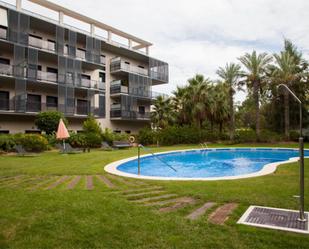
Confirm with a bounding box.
[234,129,257,143]
[0,135,16,152]
[68,133,87,148]
[101,128,129,144]
[138,127,157,145]
[84,132,102,148]
[260,130,283,143]
[35,111,67,135]
[83,116,102,134]
[14,134,48,152]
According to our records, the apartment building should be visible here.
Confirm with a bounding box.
[0,0,168,134]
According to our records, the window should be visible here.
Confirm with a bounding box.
[99,72,105,83]
[81,74,91,80]
[0,130,9,134]
[76,99,89,115]
[47,67,58,74]
[0,58,9,65]
[27,94,41,112]
[0,8,8,27]
[113,130,121,133]
[37,65,42,71]
[125,130,131,134]
[25,130,41,134]
[0,91,9,110]
[46,96,58,108]
[138,106,145,114]
[125,61,130,65]
[138,65,145,69]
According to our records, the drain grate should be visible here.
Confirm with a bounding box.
[238,206,309,234]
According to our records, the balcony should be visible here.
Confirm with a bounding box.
[37,71,58,83]
[0,64,13,76]
[0,27,7,40]
[29,35,56,52]
[110,57,148,76]
[110,107,150,121]
[0,98,104,117]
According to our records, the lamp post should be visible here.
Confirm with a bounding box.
[277,84,306,222]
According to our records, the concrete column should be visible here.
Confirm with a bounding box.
[128,39,132,49]
[16,0,22,11]
[58,11,64,25]
[90,24,95,36]
[107,31,112,42]
[146,46,150,55]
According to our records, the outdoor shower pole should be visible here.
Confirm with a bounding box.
[138,144,141,175]
[278,84,306,221]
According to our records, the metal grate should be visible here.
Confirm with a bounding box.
[238,206,309,234]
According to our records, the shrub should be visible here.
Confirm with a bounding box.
[234,129,257,143]
[0,135,16,152]
[35,111,67,135]
[84,132,102,148]
[83,116,102,134]
[101,128,129,144]
[14,134,48,152]
[68,133,87,148]
[259,130,283,143]
[138,127,156,145]
[289,130,300,142]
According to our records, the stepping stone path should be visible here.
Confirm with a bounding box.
[96,175,115,188]
[208,203,238,225]
[132,194,178,203]
[0,174,239,225]
[67,176,81,189]
[86,176,94,190]
[186,202,216,220]
[159,197,197,213]
[46,176,70,190]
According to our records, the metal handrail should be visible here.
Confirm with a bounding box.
[137,144,177,175]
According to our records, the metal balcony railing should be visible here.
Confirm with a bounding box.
[0,27,7,40]
[110,57,148,76]
[110,109,150,120]
[29,36,56,52]
[0,97,104,117]
[0,64,13,76]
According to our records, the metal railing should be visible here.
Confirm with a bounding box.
[0,27,7,40]
[110,109,150,120]
[0,98,104,117]
[29,36,56,52]
[110,57,149,76]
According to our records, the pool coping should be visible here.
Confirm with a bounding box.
[104,147,309,181]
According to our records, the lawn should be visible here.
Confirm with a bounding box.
[1,142,309,249]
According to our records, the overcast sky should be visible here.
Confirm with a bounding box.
[7,0,309,102]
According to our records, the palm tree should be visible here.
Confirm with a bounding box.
[239,51,272,139]
[216,63,242,140]
[151,95,174,129]
[271,51,298,139]
[185,74,212,128]
[212,83,230,133]
[172,86,187,124]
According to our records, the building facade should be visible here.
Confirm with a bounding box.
[0,0,168,134]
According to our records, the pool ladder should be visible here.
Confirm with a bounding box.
[137,144,177,175]
[200,142,209,155]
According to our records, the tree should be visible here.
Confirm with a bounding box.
[35,111,67,135]
[239,51,272,140]
[271,51,298,139]
[151,95,175,129]
[216,63,242,139]
[83,115,102,134]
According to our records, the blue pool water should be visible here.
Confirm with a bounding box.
[117,148,309,178]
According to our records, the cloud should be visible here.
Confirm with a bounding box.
[18,0,309,101]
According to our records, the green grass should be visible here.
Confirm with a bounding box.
[1,142,309,249]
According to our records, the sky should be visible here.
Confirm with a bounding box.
[6,0,309,102]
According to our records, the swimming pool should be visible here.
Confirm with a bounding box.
[104,148,309,181]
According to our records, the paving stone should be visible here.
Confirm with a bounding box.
[86,176,94,190]
[96,175,115,188]
[30,176,58,190]
[67,176,81,189]
[144,197,194,207]
[107,174,137,186]
[186,202,216,220]
[45,176,70,190]
[131,194,178,203]
[208,203,238,225]
[159,198,197,213]
[122,186,163,194]
[126,190,166,198]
